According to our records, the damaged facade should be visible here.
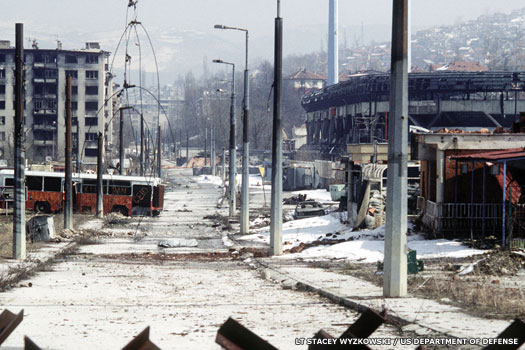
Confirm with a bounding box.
[0,41,110,164]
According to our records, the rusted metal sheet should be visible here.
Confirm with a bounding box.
[483,318,525,350]
[0,309,24,345]
[122,327,161,350]
[216,317,278,350]
[24,336,42,350]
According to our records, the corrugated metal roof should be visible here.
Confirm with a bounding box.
[451,148,525,161]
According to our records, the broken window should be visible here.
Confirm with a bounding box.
[0,69,5,79]
[85,132,98,141]
[82,179,97,194]
[65,70,78,79]
[0,101,5,110]
[106,180,132,196]
[0,85,4,94]
[72,101,78,110]
[72,86,78,95]
[86,71,98,79]
[0,132,5,141]
[44,69,57,79]
[85,101,98,111]
[44,176,61,192]
[86,55,98,64]
[26,176,43,191]
[5,178,14,186]
[0,116,5,125]
[65,55,78,64]
[85,148,97,157]
[0,54,5,63]
[85,86,98,95]
[85,117,98,126]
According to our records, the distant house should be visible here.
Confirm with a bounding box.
[285,69,326,94]
[428,60,488,72]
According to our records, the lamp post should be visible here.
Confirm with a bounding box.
[214,24,250,235]
[213,59,236,217]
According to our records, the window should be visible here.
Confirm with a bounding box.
[85,132,98,141]
[106,180,131,196]
[0,117,4,125]
[85,101,98,111]
[72,101,78,110]
[85,85,98,95]
[72,117,78,126]
[85,148,98,157]
[85,117,98,126]
[44,69,57,79]
[0,69,5,79]
[82,179,97,193]
[44,176,61,192]
[86,70,98,79]
[0,85,4,94]
[72,86,78,95]
[0,101,5,110]
[65,55,78,64]
[26,176,43,191]
[86,55,98,64]
[35,100,56,110]
[0,54,5,63]
[65,70,78,79]
[0,132,5,141]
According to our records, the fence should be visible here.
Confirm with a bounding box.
[419,198,525,239]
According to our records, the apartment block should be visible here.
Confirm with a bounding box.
[0,41,111,165]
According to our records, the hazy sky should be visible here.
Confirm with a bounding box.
[1,1,524,80]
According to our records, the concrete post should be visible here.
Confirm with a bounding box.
[64,76,73,230]
[13,23,26,260]
[222,147,226,182]
[328,0,339,86]
[211,126,216,176]
[270,2,283,256]
[157,125,162,179]
[436,149,445,203]
[384,0,408,297]
[241,49,251,235]
[229,66,237,217]
[96,132,104,218]
[119,108,125,175]
[140,113,144,176]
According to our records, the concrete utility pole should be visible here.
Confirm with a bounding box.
[76,122,81,173]
[328,0,339,86]
[222,147,226,181]
[64,76,73,230]
[211,126,216,176]
[270,0,283,256]
[119,107,132,175]
[186,130,189,164]
[384,0,409,298]
[241,31,250,235]
[140,113,144,176]
[13,23,25,260]
[157,125,162,178]
[204,127,208,166]
[96,132,104,218]
[213,59,237,217]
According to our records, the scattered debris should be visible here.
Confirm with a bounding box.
[294,200,326,219]
[283,194,307,205]
[158,239,198,248]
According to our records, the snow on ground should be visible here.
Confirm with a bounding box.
[284,238,487,263]
[194,174,223,186]
[235,173,266,188]
[240,212,487,262]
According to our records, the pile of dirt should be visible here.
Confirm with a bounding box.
[476,250,525,276]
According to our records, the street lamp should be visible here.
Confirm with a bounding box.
[213,59,236,217]
[214,24,250,235]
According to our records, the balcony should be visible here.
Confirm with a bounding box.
[33,124,57,131]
